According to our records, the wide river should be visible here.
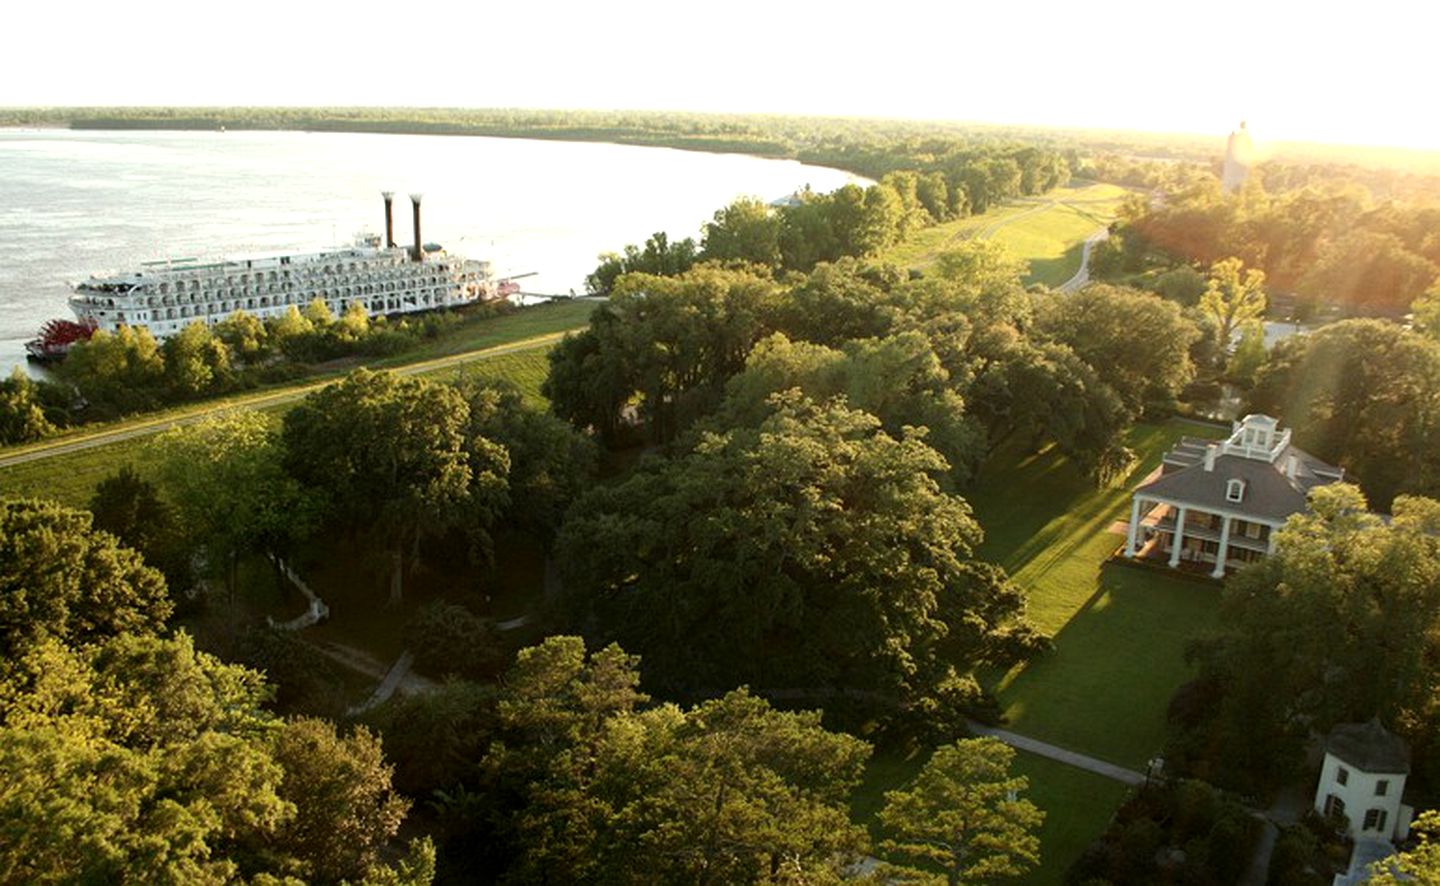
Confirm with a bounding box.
[0,130,864,373]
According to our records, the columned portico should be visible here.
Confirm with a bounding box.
[1125,497,1142,557]
[1125,415,1345,580]
[1169,506,1188,567]
[1211,516,1232,578]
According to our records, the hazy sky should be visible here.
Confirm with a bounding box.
[6,0,1436,149]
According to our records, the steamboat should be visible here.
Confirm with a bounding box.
[28,193,496,359]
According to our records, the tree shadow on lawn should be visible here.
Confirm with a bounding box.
[990,562,1222,769]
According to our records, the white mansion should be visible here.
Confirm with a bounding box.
[1124,414,1345,577]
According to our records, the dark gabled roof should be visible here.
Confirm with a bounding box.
[1326,718,1410,774]
[1140,438,1344,522]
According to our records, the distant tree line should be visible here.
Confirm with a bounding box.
[1095,166,1440,318]
[586,150,1072,292]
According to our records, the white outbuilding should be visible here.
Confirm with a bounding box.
[1313,718,1414,842]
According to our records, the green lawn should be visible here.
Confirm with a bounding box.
[966,419,1229,768]
[882,182,1129,287]
[1013,751,1129,885]
[0,345,561,508]
[851,746,1128,886]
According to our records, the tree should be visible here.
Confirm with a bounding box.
[162,320,234,398]
[771,257,897,348]
[715,332,986,486]
[585,231,699,294]
[1037,284,1200,418]
[0,367,56,445]
[1226,320,1268,387]
[1302,230,1438,317]
[282,370,490,602]
[1369,810,1440,884]
[877,738,1043,885]
[543,325,632,447]
[452,374,596,539]
[214,309,269,363]
[1412,283,1440,341]
[1152,265,1208,307]
[555,393,1042,710]
[1248,319,1440,509]
[480,637,870,884]
[1179,487,1440,792]
[89,466,193,599]
[549,265,780,445]
[150,411,319,595]
[701,197,782,268]
[0,499,171,662]
[270,717,410,883]
[0,632,431,884]
[403,601,502,679]
[1200,257,1267,354]
[58,325,166,417]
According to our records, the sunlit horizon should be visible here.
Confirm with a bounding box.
[5,0,1439,153]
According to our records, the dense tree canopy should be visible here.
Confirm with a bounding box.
[555,393,1043,713]
[1036,284,1201,418]
[0,499,171,663]
[150,412,319,593]
[282,369,506,601]
[878,738,1044,885]
[1249,319,1440,508]
[547,265,781,444]
[466,636,872,885]
[0,632,431,884]
[1174,486,1440,792]
[0,367,56,445]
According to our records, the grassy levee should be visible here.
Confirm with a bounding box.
[882,182,1129,286]
[0,299,594,461]
[0,334,569,508]
[966,419,1228,769]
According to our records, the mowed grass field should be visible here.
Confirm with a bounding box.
[0,346,560,508]
[967,419,1229,769]
[853,418,1228,883]
[883,181,1130,287]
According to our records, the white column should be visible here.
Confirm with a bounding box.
[1125,497,1142,557]
[1211,516,1232,578]
[1169,506,1188,567]
[1267,525,1278,556]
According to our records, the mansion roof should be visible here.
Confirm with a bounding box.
[1135,416,1344,523]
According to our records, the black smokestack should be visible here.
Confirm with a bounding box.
[410,193,423,262]
[381,191,395,248]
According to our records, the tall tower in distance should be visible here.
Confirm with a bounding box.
[1222,121,1254,194]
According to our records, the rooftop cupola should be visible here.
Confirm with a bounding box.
[1224,414,1291,463]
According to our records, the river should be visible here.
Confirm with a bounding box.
[0,129,864,374]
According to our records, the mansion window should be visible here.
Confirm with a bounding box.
[1376,780,1389,796]
[1226,478,1246,502]
[1337,767,1349,786]
[1363,808,1389,832]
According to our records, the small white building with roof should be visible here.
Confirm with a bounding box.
[1314,718,1414,843]
[1124,414,1345,577]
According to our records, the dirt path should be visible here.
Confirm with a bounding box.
[1057,227,1110,293]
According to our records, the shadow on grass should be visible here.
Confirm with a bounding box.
[994,561,1222,768]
